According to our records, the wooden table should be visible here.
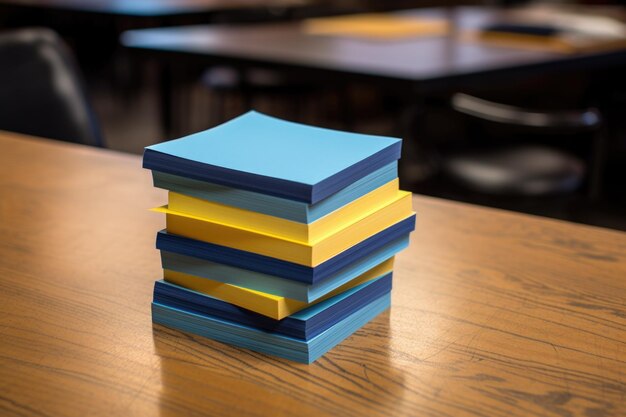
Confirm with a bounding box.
[1,131,625,417]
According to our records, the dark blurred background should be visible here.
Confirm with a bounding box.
[1,0,625,230]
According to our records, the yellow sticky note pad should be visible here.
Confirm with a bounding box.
[465,30,626,54]
[153,190,413,267]
[164,258,394,319]
[167,179,399,243]
[303,13,449,40]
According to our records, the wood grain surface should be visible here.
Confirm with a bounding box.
[0,131,624,417]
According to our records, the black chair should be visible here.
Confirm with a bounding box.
[0,28,103,147]
[443,93,606,199]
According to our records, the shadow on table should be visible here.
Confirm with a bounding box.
[151,312,408,417]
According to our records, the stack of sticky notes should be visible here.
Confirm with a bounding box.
[144,111,415,363]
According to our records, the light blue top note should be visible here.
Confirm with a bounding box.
[146,111,400,185]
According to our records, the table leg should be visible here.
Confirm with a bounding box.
[397,99,439,192]
[158,62,174,139]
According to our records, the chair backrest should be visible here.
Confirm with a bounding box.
[0,28,103,147]
[452,93,602,131]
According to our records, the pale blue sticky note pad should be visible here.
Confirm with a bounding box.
[143,111,401,203]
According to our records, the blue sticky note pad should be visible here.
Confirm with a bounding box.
[156,214,415,284]
[153,272,392,340]
[160,236,406,302]
[151,162,398,223]
[143,111,401,203]
[152,292,391,363]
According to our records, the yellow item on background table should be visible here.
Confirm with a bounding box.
[303,13,449,40]
[466,30,626,54]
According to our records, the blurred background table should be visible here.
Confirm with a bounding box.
[1,130,624,417]
[0,0,337,89]
[121,6,626,125]
[121,6,626,204]
[0,0,311,16]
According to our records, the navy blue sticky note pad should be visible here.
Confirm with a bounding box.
[143,111,401,203]
[155,214,415,283]
[153,273,392,340]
